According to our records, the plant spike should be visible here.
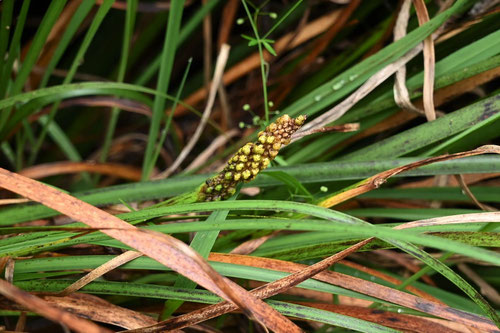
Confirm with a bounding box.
[198,114,306,201]
[150,114,306,207]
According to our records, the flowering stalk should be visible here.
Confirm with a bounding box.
[153,114,306,207]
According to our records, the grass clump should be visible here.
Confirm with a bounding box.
[0,1,499,332]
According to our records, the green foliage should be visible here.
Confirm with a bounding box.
[0,1,499,332]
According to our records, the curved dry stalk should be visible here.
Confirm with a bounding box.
[185,128,239,172]
[59,251,143,296]
[294,44,423,137]
[413,0,436,121]
[393,0,426,116]
[396,212,500,230]
[154,44,230,180]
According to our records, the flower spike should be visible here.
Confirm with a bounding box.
[199,114,306,201]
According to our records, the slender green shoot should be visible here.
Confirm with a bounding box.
[141,0,186,180]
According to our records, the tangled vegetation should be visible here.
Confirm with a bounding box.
[0,0,499,332]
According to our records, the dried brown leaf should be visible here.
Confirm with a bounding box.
[339,260,440,302]
[19,161,142,181]
[318,145,500,208]
[43,293,158,330]
[206,254,497,332]
[135,239,371,331]
[0,279,110,333]
[292,302,461,333]
[0,167,301,333]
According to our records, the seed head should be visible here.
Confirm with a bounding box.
[199,114,306,201]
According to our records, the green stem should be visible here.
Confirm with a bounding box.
[241,0,270,123]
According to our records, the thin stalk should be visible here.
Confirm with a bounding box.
[0,0,14,81]
[149,58,193,179]
[262,0,303,39]
[141,0,186,180]
[0,0,64,133]
[99,0,138,165]
[0,0,31,111]
[28,0,114,165]
[241,0,270,123]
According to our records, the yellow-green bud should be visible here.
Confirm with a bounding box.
[272,142,281,150]
[278,114,291,124]
[215,185,222,191]
[234,173,241,181]
[251,168,259,176]
[225,172,232,180]
[254,144,265,154]
[258,135,267,144]
[295,115,306,125]
[239,155,248,162]
[236,163,244,171]
[242,170,251,179]
[242,144,252,155]
[266,136,275,143]
[253,154,261,162]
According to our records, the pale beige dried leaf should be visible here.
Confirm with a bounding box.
[294,45,423,136]
[393,0,425,115]
[396,211,500,230]
[154,44,230,179]
[230,231,280,255]
[59,251,143,296]
[413,0,436,121]
[185,128,239,171]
